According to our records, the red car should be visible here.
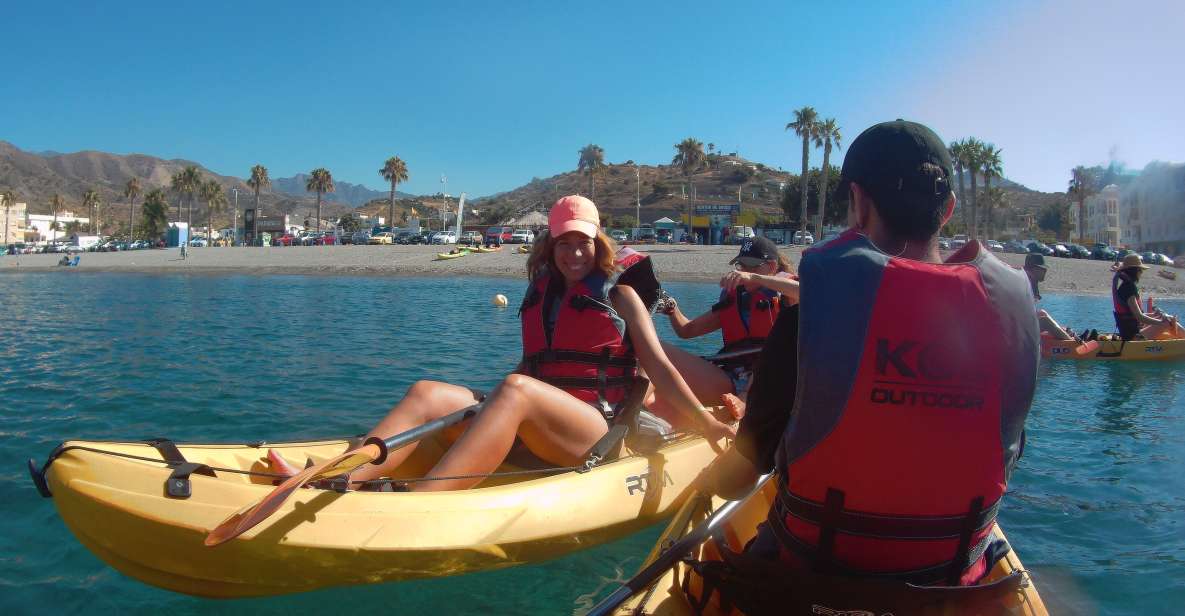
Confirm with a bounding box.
[273,234,299,246]
[485,226,513,244]
[315,233,337,245]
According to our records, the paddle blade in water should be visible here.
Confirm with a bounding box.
[204,444,380,546]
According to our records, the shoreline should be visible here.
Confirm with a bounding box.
[4,244,1184,298]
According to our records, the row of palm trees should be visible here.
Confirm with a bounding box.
[947,138,1004,239]
[786,107,842,239]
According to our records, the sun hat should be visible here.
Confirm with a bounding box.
[548,195,600,239]
[834,120,953,209]
[1111,253,1150,271]
[1023,253,1047,271]
[729,236,779,268]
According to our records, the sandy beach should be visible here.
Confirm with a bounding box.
[3,243,1183,298]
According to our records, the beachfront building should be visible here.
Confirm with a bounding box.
[26,211,90,245]
[1083,185,1122,247]
[3,201,28,245]
[1120,162,1185,254]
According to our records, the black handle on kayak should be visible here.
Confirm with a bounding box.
[586,474,772,616]
[363,403,481,466]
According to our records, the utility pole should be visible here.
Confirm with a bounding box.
[231,187,239,245]
[634,164,641,234]
[440,174,447,232]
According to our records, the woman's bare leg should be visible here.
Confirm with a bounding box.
[659,341,734,403]
[415,374,608,492]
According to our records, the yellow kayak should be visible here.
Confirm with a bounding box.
[616,480,1047,615]
[471,245,502,253]
[434,249,469,260]
[517,244,532,254]
[33,431,714,598]
[1041,333,1185,360]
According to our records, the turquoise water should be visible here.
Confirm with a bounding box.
[2,273,1182,615]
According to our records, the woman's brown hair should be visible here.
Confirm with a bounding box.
[775,253,794,274]
[527,229,619,281]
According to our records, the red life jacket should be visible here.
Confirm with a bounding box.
[520,269,638,418]
[1112,271,1140,336]
[712,282,788,350]
[769,231,1038,586]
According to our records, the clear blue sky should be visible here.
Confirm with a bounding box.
[3,0,1181,198]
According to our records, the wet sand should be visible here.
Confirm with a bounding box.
[4,244,1183,298]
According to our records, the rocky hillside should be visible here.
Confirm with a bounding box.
[0,141,353,229]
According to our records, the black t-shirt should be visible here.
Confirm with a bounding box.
[735,304,799,472]
[1115,279,1139,311]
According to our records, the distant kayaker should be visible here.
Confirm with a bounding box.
[656,236,800,417]
[698,120,1040,590]
[1112,253,1182,340]
[1023,253,1084,341]
[268,195,734,490]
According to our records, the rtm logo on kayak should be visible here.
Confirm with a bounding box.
[625,468,674,495]
[871,339,983,410]
[1144,345,1164,353]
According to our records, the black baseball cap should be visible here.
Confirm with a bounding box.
[835,120,953,210]
[730,236,780,267]
[1024,254,1047,270]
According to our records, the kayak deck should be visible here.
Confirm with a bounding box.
[1041,333,1185,360]
[617,480,1047,615]
[42,432,714,598]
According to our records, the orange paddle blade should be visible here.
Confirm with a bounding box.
[204,443,381,546]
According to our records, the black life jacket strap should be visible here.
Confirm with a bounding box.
[949,496,985,585]
[774,487,1001,540]
[522,350,637,370]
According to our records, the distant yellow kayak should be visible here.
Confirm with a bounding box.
[34,432,717,598]
[1042,333,1185,360]
[517,244,531,254]
[471,245,501,253]
[435,249,468,260]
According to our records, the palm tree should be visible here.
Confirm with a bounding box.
[124,178,141,240]
[948,140,969,230]
[1,190,15,246]
[82,189,100,235]
[577,144,605,198]
[170,166,202,229]
[983,187,1009,239]
[962,138,984,239]
[50,194,64,245]
[306,168,335,232]
[672,138,706,232]
[380,156,409,229]
[812,118,842,240]
[980,144,1003,239]
[201,180,227,245]
[1068,166,1099,242]
[247,165,270,243]
[786,106,819,232]
[140,189,169,239]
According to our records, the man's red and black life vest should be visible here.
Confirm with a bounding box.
[712,283,788,351]
[520,268,638,419]
[768,230,1038,586]
[1112,270,1140,337]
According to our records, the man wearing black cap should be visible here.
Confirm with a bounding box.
[1024,253,1084,341]
[698,120,1039,594]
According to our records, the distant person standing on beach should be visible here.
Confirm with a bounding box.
[697,120,1039,591]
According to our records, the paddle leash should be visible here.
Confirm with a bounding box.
[586,473,772,616]
[204,403,481,546]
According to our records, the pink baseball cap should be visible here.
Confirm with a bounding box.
[548,195,600,239]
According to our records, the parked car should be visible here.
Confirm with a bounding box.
[1025,241,1053,256]
[431,230,457,244]
[637,227,657,243]
[656,229,673,244]
[938,238,951,250]
[352,230,373,245]
[511,229,535,244]
[315,233,337,246]
[459,231,483,246]
[1050,244,1071,258]
[338,232,354,245]
[408,232,428,244]
[368,232,395,245]
[485,226,514,244]
[1142,252,1170,266]
[609,229,628,243]
[1114,248,1135,262]
[985,240,1005,252]
[792,230,814,245]
[1091,243,1117,260]
[1066,244,1091,259]
[1002,240,1027,254]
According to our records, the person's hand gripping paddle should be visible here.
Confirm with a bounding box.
[204,404,481,547]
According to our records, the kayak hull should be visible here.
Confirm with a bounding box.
[1041,333,1185,360]
[616,480,1047,615]
[434,250,468,260]
[44,433,714,598]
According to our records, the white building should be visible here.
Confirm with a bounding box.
[1121,162,1185,254]
[3,201,28,245]
[1083,185,1122,247]
[26,211,91,245]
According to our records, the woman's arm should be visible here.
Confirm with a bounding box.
[664,298,722,339]
[720,271,800,301]
[612,285,736,445]
[1128,296,1164,326]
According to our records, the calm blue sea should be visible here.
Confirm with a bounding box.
[1,273,1181,615]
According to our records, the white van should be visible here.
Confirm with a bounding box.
[729,226,755,244]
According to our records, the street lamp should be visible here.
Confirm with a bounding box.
[230,187,239,245]
[634,164,641,236]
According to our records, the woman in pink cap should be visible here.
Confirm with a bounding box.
[267,195,735,491]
